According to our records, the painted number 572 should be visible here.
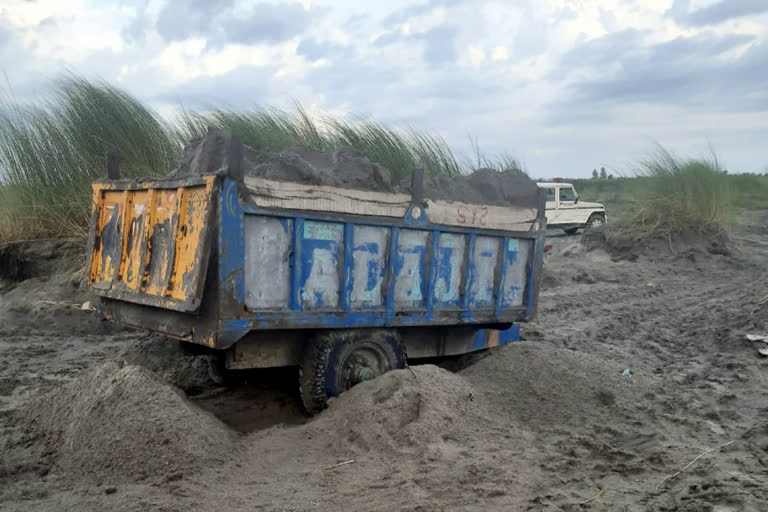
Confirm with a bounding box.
[457,206,488,226]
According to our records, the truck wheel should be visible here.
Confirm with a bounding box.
[299,329,407,414]
[587,214,605,228]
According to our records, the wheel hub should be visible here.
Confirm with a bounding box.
[341,343,390,389]
[352,365,375,383]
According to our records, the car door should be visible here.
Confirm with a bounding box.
[556,186,579,224]
[543,187,557,223]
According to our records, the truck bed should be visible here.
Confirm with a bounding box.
[85,168,544,350]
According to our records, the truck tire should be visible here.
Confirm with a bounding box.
[587,213,605,228]
[299,329,407,414]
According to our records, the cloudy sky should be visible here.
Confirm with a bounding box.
[1,0,766,177]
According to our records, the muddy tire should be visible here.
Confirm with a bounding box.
[299,329,407,415]
[587,213,605,229]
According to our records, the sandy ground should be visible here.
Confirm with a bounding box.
[1,213,767,511]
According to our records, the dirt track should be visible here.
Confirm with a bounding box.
[1,213,767,511]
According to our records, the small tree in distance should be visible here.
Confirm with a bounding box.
[592,169,598,179]
[600,167,607,179]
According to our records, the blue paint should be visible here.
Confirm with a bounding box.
[404,205,429,227]
[289,218,303,311]
[425,230,439,311]
[473,330,486,350]
[365,260,379,292]
[466,236,498,308]
[219,179,245,307]
[212,180,542,352]
[218,319,253,347]
[353,240,383,307]
[526,239,539,319]
[395,234,427,305]
[355,242,380,253]
[495,236,510,318]
[434,233,465,307]
[498,324,520,344]
[299,222,342,309]
[385,227,399,316]
[460,233,475,309]
[225,309,525,330]
[340,223,354,311]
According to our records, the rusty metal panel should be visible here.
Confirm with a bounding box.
[467,236,500,308]
[299,220,344,310]
[350,226,388,309]
[394,229,429,309]
[244,216,293,310]
[501,238,531,307]
[433,232,466,307]
[90,190,125,289]
[121,190,150,290]
[86,175,217,312]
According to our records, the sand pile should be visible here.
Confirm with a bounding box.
[0,240,82,283]
[460,342,652,428]
[22,362,235,482]
[118,335,223,393]
[307,365,483,455]
[169,128,541,207]
[170,128,395,192]
[400,167,540,208]
[606,226,734,262]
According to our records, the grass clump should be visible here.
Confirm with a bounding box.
[607,147,732,245]
[176,106,466,182]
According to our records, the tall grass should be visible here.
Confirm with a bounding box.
[0,76,179,242]
[605,147,732,243]
[176,106,466,181]
[1,77,524,243]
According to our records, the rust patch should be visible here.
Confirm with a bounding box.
[85,175,217,312]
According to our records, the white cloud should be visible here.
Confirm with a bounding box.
[0,0,766,176]
[467,45,486,65]
[491,46,508,60]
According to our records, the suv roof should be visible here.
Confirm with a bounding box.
[536,182,573,188]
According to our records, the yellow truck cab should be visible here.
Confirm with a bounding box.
[536,179,606,234]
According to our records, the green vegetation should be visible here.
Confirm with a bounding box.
[575,148,768,244]
[1,76,765,246]
[0,76,179,242]
[176,107,465,180]
[0,76,517,243]
[575,165,768,220]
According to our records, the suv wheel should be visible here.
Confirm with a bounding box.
[587,213,605,228]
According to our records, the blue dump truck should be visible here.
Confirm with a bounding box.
[85,136,545,412]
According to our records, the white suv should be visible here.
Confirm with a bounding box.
[536,181,606,234]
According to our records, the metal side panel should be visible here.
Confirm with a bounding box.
[244,216,293,310]
[86,175,217,312]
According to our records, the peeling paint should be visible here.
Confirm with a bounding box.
[86,175,216,312]
[351,226,388,308]
[394,229,428,308]
[434,233,465,306]
[501,238,531,307]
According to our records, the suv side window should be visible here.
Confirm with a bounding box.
[545,188,555,202]
[558,186,576,203]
